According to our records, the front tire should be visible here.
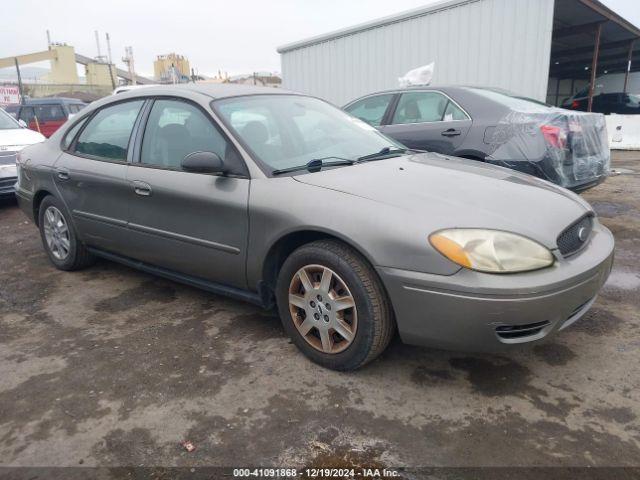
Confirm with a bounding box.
[276,240,394,371]
[38,195,94,271]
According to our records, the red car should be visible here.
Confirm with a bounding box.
[4,98,87,138]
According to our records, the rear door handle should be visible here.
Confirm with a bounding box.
[132,180,152,196]
[441,128,462,137]
[56,168,70,180]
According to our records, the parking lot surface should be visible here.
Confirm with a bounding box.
[0,152,639,470]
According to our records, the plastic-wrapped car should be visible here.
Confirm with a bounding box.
[344,86,610,191]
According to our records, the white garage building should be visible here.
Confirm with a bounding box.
[278,0,640,108]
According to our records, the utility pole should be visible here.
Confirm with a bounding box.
[105,33,113,64]
[122,46,137,86]
[14,58,24,105]
[105,33,116,89]
[94,30,105,62]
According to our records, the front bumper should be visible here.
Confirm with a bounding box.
[0,176,17,196]
[378,222,615,352]
[0,163,18,196]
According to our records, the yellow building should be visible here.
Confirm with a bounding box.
[154,53,190,83]
[85,62,116,87]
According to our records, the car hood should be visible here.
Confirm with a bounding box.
[0,128,46,147]
[293,152,592,249]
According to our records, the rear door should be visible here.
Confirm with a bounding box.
[125,98,250,289]
[54,99,145,253]
[380,90,471,155]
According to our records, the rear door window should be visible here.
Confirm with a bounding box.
[392,92,449,124]
[74,100,144,161]
[35,104,66,121]
[344,94,394,127]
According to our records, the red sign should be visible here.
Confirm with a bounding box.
[0,85,20,106]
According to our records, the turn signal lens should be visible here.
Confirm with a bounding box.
[429,234,472,268]
[429,229,554,273]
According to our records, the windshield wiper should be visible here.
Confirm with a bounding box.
[356,147,410,162]
[272,157,355,175]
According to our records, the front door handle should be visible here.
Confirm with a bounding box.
[56,168,70,180]
[132,180,152,196]
[441,128,462,137]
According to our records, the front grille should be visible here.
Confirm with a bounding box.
[0,152,18,165]
[0,177,17,188]
[495,320,551,340]
[557,214,593,257]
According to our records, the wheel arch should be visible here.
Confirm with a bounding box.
[32,189,55,227]
[260,228,378,294]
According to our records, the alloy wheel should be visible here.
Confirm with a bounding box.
[43,206,71,261]
[288,264,358,354]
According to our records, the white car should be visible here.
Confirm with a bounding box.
[0,108,46,197]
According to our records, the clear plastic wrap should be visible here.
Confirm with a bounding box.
[486,108,610,189]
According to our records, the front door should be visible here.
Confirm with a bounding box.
[380,91,471,155]
[53,99,145,252]
[125,98,250,289]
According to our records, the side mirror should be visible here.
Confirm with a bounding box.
[18,119,27,128]
[181,151,226,174]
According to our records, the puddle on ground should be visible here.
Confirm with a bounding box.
[590,201,633,218]
[611,168,636,175]
[605,270,640,291]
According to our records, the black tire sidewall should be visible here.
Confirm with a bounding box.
[276,244,379,370]
[38,196,81,270]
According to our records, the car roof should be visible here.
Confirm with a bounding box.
[114,83,295,100]
[20,97,87,105]
[345,85,515,103]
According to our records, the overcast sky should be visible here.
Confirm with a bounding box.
[1,0,639,78]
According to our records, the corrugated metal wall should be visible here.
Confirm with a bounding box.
[280,0,555,105]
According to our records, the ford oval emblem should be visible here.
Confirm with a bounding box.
[578,226,588,241]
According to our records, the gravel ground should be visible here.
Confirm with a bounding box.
[0,152,638,474]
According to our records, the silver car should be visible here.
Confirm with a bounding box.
[15,85,614,371]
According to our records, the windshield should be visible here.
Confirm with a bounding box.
[214,95,403,173]
[0,108,20,130]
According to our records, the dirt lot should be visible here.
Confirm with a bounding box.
[0,152,639,473]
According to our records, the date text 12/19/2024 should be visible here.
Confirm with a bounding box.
[233,468,402,478]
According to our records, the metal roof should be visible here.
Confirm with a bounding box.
[278,0,640,56]
[550,0,640,80]
[277,0,478,54]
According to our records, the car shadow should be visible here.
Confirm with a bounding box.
[0,196,17,209]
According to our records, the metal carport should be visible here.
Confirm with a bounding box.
[548,0,640,109]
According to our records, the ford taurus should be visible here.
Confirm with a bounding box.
[15,85,614,370]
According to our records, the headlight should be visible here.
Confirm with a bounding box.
[429,229,554,273]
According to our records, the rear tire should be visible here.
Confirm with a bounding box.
[38,195,95,271]
[276,239,394,371]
